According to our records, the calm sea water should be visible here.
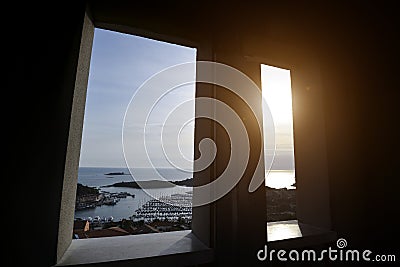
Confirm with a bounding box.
[75,167,295,221]
[75,167,193,221]
[266,170,296,189]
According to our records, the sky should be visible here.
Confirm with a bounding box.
[261,65,296,171]
[79,28,295,172]
[79,28,196,168]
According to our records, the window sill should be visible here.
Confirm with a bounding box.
[267,220,337,248]
[56,230,213,266]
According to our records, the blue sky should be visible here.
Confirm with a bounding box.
[79,28,196,167]
[79,28,294,171]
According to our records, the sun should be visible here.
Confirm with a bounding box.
[261,64,296,188]
[261,64,294,127]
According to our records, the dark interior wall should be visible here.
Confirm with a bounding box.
[7,2,87,266]
[239,1,400,254]
[314,3,399,253]
[7,1,399,266]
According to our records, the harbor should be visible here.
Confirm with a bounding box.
[75,184,193,222]
[74,191,193,238]
[75,189,135,211]
[131,192,192,222]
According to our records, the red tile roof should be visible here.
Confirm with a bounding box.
[76,227,130,239]
[73,220,89,231]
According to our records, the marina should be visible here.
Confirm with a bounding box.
[131,192,192,222]
[74,167,193,221]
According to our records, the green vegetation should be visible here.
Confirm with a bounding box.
[76,183,99,197]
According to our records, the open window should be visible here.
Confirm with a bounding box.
[56,12,213,266]
[261,64,296,223]
[252,55,335,246]
[73,27,196,239]
[57,6,335,266]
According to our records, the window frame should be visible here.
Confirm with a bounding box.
[246,48,332,242]
[57,8,335,265]
[56,11,214,265]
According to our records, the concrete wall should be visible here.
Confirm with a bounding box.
[57,11,94,262]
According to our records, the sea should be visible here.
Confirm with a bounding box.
[74,167,295,221]
[75,167,193,221]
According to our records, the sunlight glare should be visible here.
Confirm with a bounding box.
[261,64,296,189]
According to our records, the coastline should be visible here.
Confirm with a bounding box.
[76,167,296,223]
[102,178,193,189]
